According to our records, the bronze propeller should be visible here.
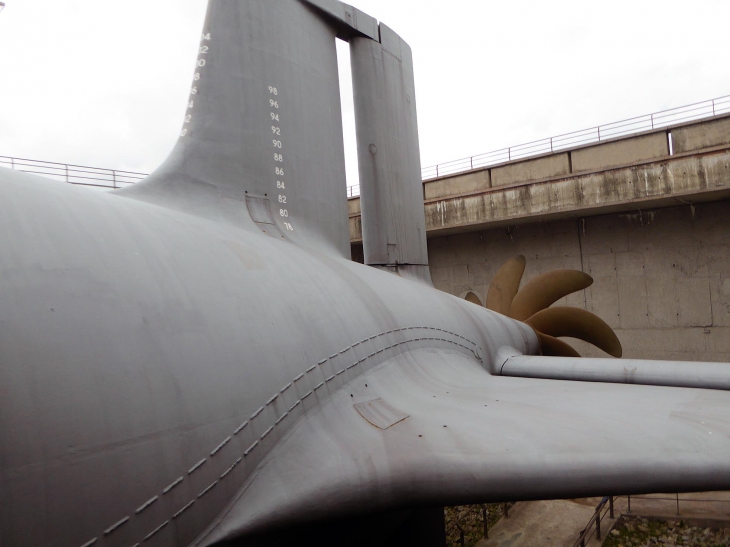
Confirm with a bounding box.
[481,255,622,358]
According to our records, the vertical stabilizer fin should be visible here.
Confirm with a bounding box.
[120,0,351,258]
[350,24,431,284]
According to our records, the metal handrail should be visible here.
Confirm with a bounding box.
[418,94,730,184]
[0,155,147,189]
[573,496,615,547]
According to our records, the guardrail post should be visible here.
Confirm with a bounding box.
[436,165,439,178]
[651,113,654,129]
[10,157,14,169]
[596,512,602,540]
[713,99,716,116]
[597,126,601,141]
[65,165,69,184]
[627,494,631,513]
[676,493,680,515]
[609,497,614,519]
[470,157,473,170]
[459,528,465,546]
[550,137,553,153]
[503,503,509,518]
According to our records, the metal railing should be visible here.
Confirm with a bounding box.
[573,496,616,547]
[0,156,147,189]
[420,94,730,182]
[445,503,512,546]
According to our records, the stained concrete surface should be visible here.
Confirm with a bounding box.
[475,499,601,547]
[473,493,730,547]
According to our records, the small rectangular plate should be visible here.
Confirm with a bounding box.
[354,398,409,430]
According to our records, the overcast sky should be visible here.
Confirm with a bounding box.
[1,0,729,189]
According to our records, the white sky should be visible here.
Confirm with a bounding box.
[1,0,729,189]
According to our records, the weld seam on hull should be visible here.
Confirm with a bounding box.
[210,436,231,456]
[198,481,218,499]
[173,500,195,519]
[103,516,129,536]
[143,521,169,541]
[135,496,158,514]
[188,459,206,475]
[162,477,183,494]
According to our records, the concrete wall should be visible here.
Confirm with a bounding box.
[424,169,490,200]
[571,132,668,173]
[673,116,730,154]
[491,153,570,187]
[427,199,730,362]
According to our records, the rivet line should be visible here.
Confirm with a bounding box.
[98,326,478,547]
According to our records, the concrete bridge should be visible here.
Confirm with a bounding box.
[350,114,730,362]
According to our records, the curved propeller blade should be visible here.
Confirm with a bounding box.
[536,332,582,358]
[510,270,594,321]
[485,255,526,316]
[464,292,482,306]
[525,307,622,358]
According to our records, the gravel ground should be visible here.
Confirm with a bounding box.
[445,504,512,547]
[604,516,730,547]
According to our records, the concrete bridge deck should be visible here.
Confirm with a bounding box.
[349,114,730,242]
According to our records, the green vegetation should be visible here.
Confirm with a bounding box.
[604,516,730,547]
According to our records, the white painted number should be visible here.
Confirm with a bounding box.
[271,113,279,121]
[278,195,287,204]
[194,73,201,81]
[270,100,279,108]
[202,33,211,41]
[273,140,282,148]
[272,126,281,135]
[199,46,209,54]
[197,59,206,67]
[276,167,284,176]
[274,154,283,162]
[284,222,294,231]
[268,86,278,95]
[188,100,194,109]
[185,115,192,123]
[180,129,188,137]
[280,209,289,217]
[277,181,285,189]
[191,87,198,95]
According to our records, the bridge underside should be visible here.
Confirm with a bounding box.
[350,115,730,364]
